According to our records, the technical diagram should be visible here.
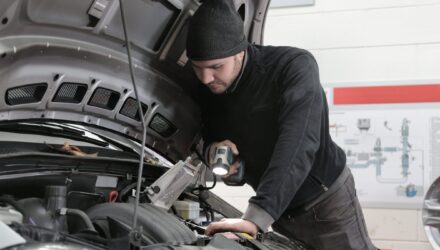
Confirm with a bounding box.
[329,109,437,208]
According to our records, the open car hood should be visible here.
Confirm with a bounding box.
[0,2,312,250]
[0,0,270,162]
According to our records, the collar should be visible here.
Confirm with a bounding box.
[225,49,248,94]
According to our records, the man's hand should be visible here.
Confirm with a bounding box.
[208,139,239,163]
[222,159,241,177]
[207,140,241,176]
[204,218,258,237]
[208,140,240,178]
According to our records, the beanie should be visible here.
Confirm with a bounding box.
[186,0,248,60]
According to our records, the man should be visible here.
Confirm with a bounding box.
[186,0,376,249]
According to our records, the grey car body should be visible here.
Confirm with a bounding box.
[0,0,308,249]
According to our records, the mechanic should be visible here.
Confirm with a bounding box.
[186,0,376,249]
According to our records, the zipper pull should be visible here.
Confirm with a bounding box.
[321,184,329,192]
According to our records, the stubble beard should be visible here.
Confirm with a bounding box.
[210,57,243,95]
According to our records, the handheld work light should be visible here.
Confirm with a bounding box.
[211,146,233,176]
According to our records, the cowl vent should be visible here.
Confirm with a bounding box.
[5,83,48,105]
[52,82,88,103]
[88,87,120,110]
[119,97,148,121]
[149,113,177,137]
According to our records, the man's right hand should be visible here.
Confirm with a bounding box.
[205,218,258,238]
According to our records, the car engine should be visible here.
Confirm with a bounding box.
[0,171,308,250]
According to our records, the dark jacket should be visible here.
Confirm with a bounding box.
[198,45,346,230]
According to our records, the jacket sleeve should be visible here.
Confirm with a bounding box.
[243,52,323,231]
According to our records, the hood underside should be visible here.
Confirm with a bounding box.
[0,0,269,161]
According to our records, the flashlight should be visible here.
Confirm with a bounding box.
[212,146,233,176]
[211,145,245,186]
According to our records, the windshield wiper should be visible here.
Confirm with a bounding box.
[86,132,137,154]
[0,122,109,147]
[42,122,138,154]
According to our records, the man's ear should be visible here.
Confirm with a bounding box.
[236,51,245,61]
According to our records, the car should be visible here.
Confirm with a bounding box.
[0,0,309,249]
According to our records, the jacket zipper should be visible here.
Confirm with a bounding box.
[310,174,329,192]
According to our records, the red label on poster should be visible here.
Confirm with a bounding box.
[333,84,440,105]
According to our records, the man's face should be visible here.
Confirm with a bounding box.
[191,51,244,94]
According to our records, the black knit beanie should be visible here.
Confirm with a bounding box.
[186,0,248,60]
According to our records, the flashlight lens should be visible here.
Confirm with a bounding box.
[213,166,228,176]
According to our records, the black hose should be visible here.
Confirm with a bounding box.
[60,208,96,232]
[118,182,138,202]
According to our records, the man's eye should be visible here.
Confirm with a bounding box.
[212,65,222,70]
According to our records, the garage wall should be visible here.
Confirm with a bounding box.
[263,0,440,84]
[212,0,440,249]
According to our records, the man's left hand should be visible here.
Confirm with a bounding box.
[204,218,258,237]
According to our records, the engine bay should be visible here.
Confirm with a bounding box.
[0,171,307,250]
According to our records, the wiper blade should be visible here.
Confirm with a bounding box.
[0,123,109,147]
[88,132,137,154]
[42,122,137,154]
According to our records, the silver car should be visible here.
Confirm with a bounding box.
[0,0,308,249]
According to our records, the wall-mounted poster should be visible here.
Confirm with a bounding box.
[327,83,440,209]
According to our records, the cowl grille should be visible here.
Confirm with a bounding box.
[149,113,177,137]
[52,82,88,103]
[88,87,120,110]
[120,97,148,121]
[5,83,48,105]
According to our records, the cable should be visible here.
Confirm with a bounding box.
[193,147,216,190]
[190,148,216,221]
[117,0,147,236]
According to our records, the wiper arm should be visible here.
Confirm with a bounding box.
[41,122,137,154]
[0,123,109,147]
[87,132,137,154]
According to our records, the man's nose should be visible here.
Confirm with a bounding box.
[200,70,214,84]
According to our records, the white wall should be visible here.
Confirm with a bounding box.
[212,0,440,249]
[264,0,440,84]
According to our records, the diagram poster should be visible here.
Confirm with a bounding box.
[327,84,440,208]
